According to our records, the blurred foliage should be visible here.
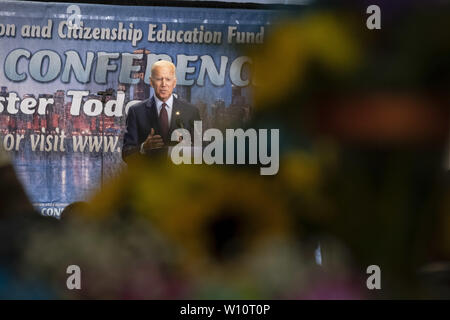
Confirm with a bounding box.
[20,159,335,299]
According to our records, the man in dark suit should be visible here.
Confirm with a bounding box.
[122,60,200,162]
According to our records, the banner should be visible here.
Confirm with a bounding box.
[0,1,277,217]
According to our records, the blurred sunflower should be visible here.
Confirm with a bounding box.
[250,11,362,109]
[87,158,291,272]
[278,142,340,225]
[61,156,321,298]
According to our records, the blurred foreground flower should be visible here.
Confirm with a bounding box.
[21,158,340,299]
[251,11,361,109]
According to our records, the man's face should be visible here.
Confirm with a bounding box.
[150,65,177,102]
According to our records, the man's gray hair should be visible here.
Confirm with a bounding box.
[151,60,176,78]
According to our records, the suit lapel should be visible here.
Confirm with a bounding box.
[146,96,161,134]
[170,97,184,132]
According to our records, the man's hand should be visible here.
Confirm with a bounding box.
[142,128,164,152]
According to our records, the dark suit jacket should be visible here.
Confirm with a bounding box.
[122,95,200,162]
